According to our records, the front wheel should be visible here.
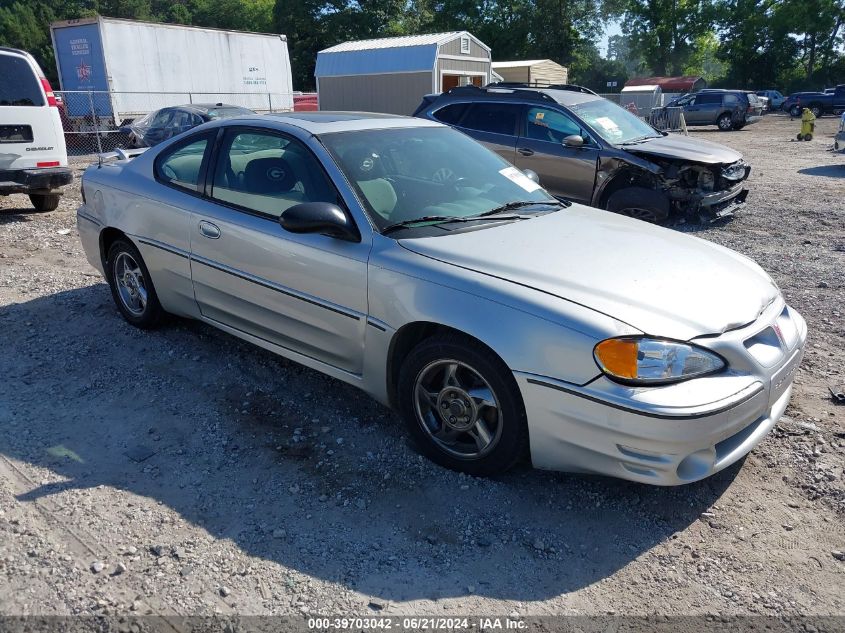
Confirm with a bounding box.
[29,194,60,212]
[605,187,670,223]
[397,334,528,476]
[717,113,733,131]
[106,239,164,329]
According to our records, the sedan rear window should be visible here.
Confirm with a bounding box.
[0,55,44,107]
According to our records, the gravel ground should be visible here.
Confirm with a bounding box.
[0,113,843,619]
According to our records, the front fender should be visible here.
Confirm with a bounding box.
[367,238,639,393]
[591,152,663,207]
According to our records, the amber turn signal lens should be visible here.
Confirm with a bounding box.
[594,338,638,379]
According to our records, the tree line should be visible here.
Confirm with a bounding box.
[1,0,842,93]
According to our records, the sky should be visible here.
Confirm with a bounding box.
[599,20,622,57]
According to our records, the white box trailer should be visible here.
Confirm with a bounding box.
[49,16,292,123]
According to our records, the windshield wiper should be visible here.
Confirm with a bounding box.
[381,212,532,235]
[474,199,568,218]
[381,200,567,235]
[619,135,660,145]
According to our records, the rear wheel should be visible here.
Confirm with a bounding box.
[106,239,164,329]
[717,113,733,131]
[789,105,801,118]
[29,194,60,212]
[810,105,822,118]
[605,187,670,223]
[397,333,528,477]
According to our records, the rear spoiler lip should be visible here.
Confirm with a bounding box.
[97,147,148,166]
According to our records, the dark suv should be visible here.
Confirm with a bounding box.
[414,84,751,223]
[666,90,763,131]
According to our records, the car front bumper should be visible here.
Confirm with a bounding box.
[0,167,73,195]
[517,302,807,485]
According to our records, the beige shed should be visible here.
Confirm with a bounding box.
[491,59,569,86]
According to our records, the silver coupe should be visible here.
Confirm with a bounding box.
[76,113,806,485]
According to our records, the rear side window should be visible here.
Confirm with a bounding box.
[460,103,521,135]
[156,134,212,192]
[724,94,739,105]
[696,93,722,105]
[0,55,44,107]
[433,103,470,125]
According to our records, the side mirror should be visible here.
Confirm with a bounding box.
[523,169,540,184]
[563,134,584,148]
[280,202,360,243]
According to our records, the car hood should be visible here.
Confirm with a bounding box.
[622,134,743,164]
[399,206,779,341]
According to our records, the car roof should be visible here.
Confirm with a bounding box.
[259,111,442,134]
[436,85,602,107]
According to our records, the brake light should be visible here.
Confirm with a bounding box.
[40,77,57,107]
[36,161,60,168]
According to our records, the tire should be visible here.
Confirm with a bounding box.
[790,105,801,118]
[804,134,813,141]
[397,333,528,477]
[717,113,733,131]
[29,194,60,212]
[105,239,164,329]
[732,122,746,130]
[810,105,822,118]
[605,186,670,223]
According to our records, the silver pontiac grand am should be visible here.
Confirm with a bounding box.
[77,112,806,485]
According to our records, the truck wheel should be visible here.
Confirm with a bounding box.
[789,105,801,117]
[606,187,670,223]
[717,114,733,131]
[29,194,61,212]
[106,239,164,329]
[397,333,528,477]
[810,105,822,118]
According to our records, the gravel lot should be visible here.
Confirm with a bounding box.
[1,113,843,620]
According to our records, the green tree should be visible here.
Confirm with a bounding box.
[621,0,713,75]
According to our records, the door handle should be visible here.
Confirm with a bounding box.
[517,147,534,156]
[199,221,220,239]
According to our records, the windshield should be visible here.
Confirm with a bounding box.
[320,126,557,232]
[570,98,661,144]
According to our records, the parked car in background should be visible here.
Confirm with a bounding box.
[756,90,786,111]
[120,104,254,148]
[783,85,845,117]
[755,94,770,112]
[77,112,806,484]
[835,111,845,152]
[415,84,751,223]
[666,89,763,131]
[0,47,72,212]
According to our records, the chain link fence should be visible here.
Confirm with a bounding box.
[55,90,295,159]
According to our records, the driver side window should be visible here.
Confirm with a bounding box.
[524,107,586,143]
[209,130,338,218]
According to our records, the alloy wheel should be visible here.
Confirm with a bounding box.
[113,252,148,316]
[412,359,503,459]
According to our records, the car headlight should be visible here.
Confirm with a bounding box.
[593,337,725,385]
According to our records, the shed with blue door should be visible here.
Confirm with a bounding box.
[315,32,491,115]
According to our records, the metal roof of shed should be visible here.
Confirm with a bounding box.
[320,32,466,53]
[316,31,489,78]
